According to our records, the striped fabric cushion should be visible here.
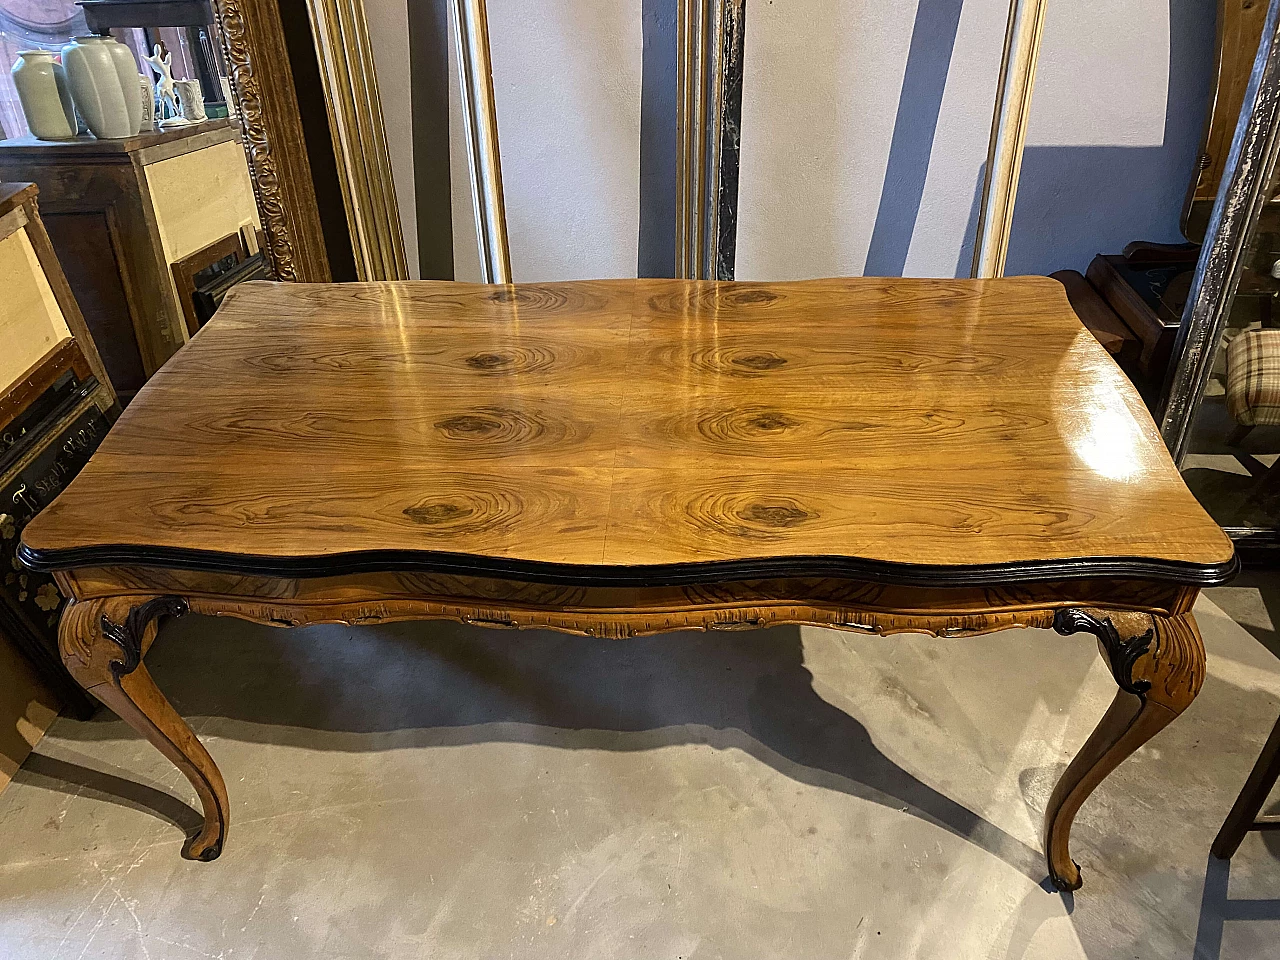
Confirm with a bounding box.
[1227,329,1280,427]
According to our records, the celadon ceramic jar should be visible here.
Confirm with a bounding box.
[60,36,134,139]
[104,37,143,133]
[11,50,78,140]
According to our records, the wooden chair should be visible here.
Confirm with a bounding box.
[1213,714,1280,858]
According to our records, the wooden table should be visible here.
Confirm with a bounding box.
[19,277,1236,891]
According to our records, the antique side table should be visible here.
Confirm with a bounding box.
[19,277,1236,891]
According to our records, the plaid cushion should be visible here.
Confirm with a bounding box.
[1227,329,1280,426]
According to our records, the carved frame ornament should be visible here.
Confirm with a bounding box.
[212,0,407,282]
[213,0,300,280]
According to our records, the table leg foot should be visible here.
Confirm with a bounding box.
[58,596,228,861]
[1044,609,1205,891]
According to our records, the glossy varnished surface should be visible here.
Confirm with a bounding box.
[21,278,1234,580]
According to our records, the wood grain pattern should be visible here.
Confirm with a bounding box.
[22,277,1233,576]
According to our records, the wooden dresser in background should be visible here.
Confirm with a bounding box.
[0,182,117,789]
[0,120,261,402]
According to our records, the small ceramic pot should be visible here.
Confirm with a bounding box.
[10,50,78,140]
[175,79,206,122]
[61,36,133,139]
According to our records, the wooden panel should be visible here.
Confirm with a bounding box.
[0,228,71,390]
[0,338,91,433]
[0,120,238,161]
[21,277,1235,575]
[0,181,37,219]
[171,233,246,337]
[0,127,250,382]
[1085,255,1179,377]
[1185,0,1271,233]
[145,139,261,264]
[19,191,117,410]
[43,213,148,398]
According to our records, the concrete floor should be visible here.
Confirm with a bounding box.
[1,581,1279,959]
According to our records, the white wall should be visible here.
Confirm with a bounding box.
[451,0,644,282]
[363,0,1210,283]
[739,0,1207,280]
[735,0,924,281]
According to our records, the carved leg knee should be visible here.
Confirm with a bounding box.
[1043,608,1205,890]
[58,596,228,860]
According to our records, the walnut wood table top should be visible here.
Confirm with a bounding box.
[21,277,1234,894]
[21,277,1233,581]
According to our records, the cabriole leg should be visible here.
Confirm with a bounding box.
[58,596,228,861]
[1044,608,1205,891]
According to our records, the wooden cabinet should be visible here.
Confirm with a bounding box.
[0,121,261,402]
[0,181,116,785]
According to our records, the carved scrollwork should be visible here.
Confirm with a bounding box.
[1052,607,1154,695]
[100,596,190,680]
[212,0,298,281]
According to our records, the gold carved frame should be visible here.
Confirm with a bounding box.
[212,0,407,282]
[971,0,1049,279]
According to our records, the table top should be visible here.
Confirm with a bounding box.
[20,277,1236,587]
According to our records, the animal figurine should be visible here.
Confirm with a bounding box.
[143,44,179,122]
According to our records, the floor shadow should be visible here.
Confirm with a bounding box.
[13,751,203,837]
[1193,854,1280,959]
[44,617,1049,885]
[1212,570,1280,663]
[995,880,1075,960]
[1182,464,1280,535]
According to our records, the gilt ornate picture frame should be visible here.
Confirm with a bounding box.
[212,0,406,282]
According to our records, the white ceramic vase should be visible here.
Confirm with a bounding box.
[11,50,78,140]
[60,36,134,139]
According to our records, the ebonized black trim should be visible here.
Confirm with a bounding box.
[1052,608,1154,695]
[17,541,1240,589]
[100,596,189,680]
